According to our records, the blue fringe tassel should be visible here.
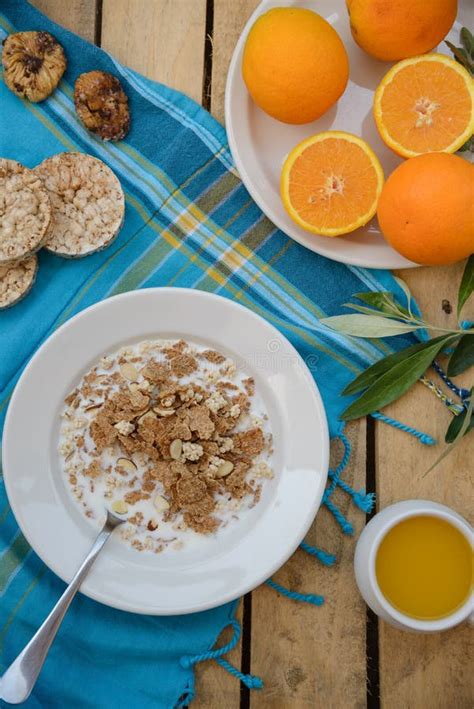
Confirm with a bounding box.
[265,579,324,606]
[323,497,354,535]
[300,542,336,566]
[180,619,263,691]
[371,411,436,445]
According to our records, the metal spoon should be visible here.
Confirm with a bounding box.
[0,510,125,704]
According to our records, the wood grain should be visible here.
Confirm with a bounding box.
[101,0,207,104]
[249,421,368,708]
[377,261,473,709]
[212,5,368,707]
[29,0,97,42]
[100,3,240,705]
[211,0,258,122]
[192,602,243,709]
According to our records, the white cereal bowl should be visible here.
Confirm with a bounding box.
[2,288,329,615]
[354,500,474,632]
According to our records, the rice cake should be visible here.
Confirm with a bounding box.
[0,254,38,309]
[34,152,125,257]
[0,159,52,264]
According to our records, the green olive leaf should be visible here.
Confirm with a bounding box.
[353,290,412,319]
[457,255,474,318]
[354,291,399,312]
[341,336,460,420]
[320,314,420,338]
[424,392,473,475]
[445,41,471,70]
[460,27,474,60]
[344,303,386,315]
[342,335,457,396]
[445,402,474,443]
[458,136,474,153]
[447,334,474,376]
[344,303,409,319]
[393,276,414,317]
[446,28,474,74]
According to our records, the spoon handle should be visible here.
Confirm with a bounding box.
[0,525,112,704]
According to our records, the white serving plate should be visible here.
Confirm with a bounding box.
[225,0,470,269]
[2,289,329,615]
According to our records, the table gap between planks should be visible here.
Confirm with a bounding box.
[28,1,473,707]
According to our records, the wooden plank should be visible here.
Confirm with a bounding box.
[29,0,97,43]
[101,0,207,105]
[377,261,473,709]
[212,2,368,706]
[192,601,244,708]
[211,0,258,122]
[100,2,240,705]
[250,421,368,708]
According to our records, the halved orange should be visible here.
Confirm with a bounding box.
[280,131,384,237]
[374,54,474,158]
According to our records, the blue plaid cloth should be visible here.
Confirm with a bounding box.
[0,2,414,706]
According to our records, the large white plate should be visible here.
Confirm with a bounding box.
[3,289,329,615]
[225,0,470,269]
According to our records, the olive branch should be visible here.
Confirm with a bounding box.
[321,256,474,473]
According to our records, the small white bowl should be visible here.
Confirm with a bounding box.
[354,500,473,632]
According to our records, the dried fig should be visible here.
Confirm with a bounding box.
[2,31,66,102]
[74,71,130,141]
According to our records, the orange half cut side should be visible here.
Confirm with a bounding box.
[280,131,384,237]
[374,54,474,158]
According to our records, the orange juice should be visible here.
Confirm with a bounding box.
[375,515,472,620]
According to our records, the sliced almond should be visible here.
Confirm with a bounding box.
[147,519,158,531]
[120,363,138,381]
[84,402,103,411]
[169,439,183,460]
[112,500,129,515]
[134,402,151,416]
[137,410,157,425]
[215,460,234,478]
[116,457,137,475]
[153,494,170,512]
[153,406,175,417]
[114,420,135,436]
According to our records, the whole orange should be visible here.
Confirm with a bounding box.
[346,0,457,61]
[242,8,349,124]
[377,153,474,266]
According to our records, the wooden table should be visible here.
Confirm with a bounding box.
[30,2,473,707]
